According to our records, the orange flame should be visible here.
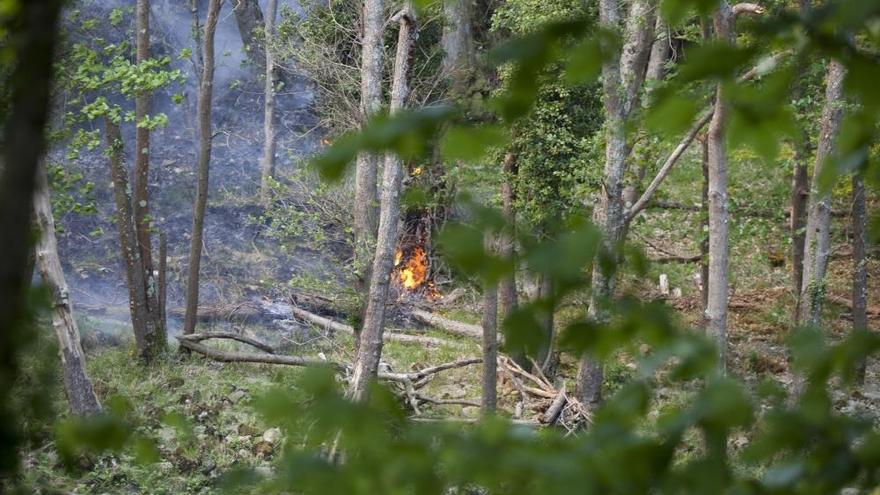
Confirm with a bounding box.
[394,247,428,290]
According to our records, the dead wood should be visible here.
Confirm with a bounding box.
[411,309,486,339]
[176,336,341,369]
[177,331,276,353]
[827,294,880,318]
[291,306,453,346]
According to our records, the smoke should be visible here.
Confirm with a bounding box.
[54,0,331,341]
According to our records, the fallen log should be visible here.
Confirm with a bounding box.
[291,306,453,347]
[176,336,342,369]
[176,334,479,386]
[826,294,880,318]
[410,309,483,339]
[177,331,276,353]
[542,385,568,425]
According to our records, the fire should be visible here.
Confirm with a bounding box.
[394,246,428,290]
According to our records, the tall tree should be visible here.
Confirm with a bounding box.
[482,234,498,415]
[576,0,655,408]
[852,174,868,384]
[232,0,267,70]
[498,153,519,354]
[441,0,475,88]
[184,0,222,336]
[705,2,734,371]
[260,0,280,205]
[798,60,845,326]
[353,0,385,255]
[104,119,157,359]
[33,165,101,416]
[134,0,166,346]
[789,0,812,301]
[0,0,64,478]
[348,5,417,401]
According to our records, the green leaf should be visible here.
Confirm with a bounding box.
[441,125,509,163]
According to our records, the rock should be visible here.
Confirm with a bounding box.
[672,287,682,298]
[253,440,274,458]
[659,274,670,296]
[237,423,261,436]
[237,449,249,458]
[229,389,249,404]
[262,427,282,444]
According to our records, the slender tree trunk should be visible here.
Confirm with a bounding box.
[353,0,385,255]
[259,0,279,206]
[790,131,810,300]
[232,0,266,71]
[576,0,654,409]
[348,5,417,401]
[0,0,63,478]
[799,60,846,326]
[536,273,555,372]
[104,118,156,360]
[441,0,474,89]
[700,135,710,312]
[134,0,165,349]
[645,17,669,87]
[33,166,101,416]
[705,3,734,372]
[184,0,221,336]
[498,153,519,359]
[482,234,498,415]
[158,230,168,338]
[852,174,868,384]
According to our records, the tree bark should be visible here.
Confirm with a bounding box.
[105,118,158,360]
[499,153,518,320]
[799,60,846,326]
[348,5,417,402]
[790,130,810,298]
[184,0,221,336]
[232,0,266,71]
[700,135,710,312]
[705,2,734,372]
[259,0,279,206]
[645,17,669,87]
[481,234,498,415]
[852,174,868,384]
[33,165,101,416]
[577,0,654,409]
[353,0,385,253]
[441,0,474,89]
[0,0,63,478]
[134,0,165,348]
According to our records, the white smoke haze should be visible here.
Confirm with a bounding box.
[53,0,336,345]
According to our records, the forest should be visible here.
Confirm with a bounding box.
[1,0,880,492]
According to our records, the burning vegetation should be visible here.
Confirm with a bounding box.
[394,246,428,290]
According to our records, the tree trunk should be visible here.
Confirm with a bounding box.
[259,0,279,206]
[536,273,555,374]
[705,3,734,372]
[158,230,168,338]
[104,118,157,360]
[134,0,165,348]
[184,0,221,336]
[799,60,846,326]
[232,0,265,71]
[441,0,474,89]
[348,5,417,402]
[482,234,498,415]
[790,131,810,300]
[353,0,385,255]
[852,174,868,384]
[700,135,710,312]
[33,165,101,416]
[498,153,520,361]
[645,17,669,87]
[0,0,63,478]
[576,0,654,409]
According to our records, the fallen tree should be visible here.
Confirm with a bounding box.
[410,309,483,339]
[291,306,453,347]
